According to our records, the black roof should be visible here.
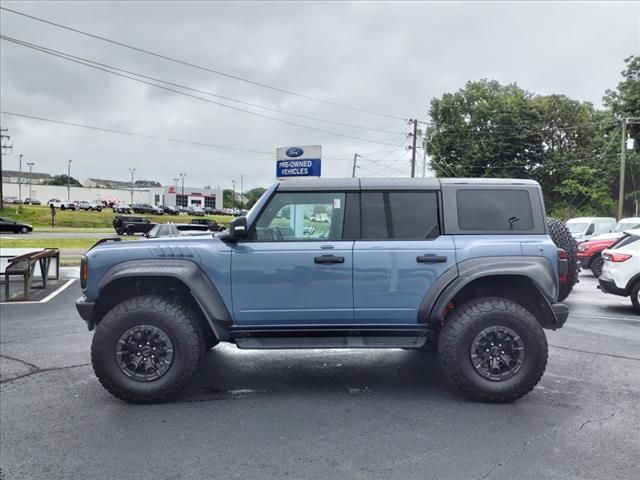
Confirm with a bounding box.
[276,177,539,191]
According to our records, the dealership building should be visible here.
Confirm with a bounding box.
[1,173,223,209]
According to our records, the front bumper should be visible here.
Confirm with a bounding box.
[549,302,569,330]
[598,278,627,297]
[76,295,96,330]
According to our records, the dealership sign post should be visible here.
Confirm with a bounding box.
[276,146,322,178]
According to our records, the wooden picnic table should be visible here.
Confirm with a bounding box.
[4,249,60,301]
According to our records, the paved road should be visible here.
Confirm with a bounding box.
[0,271,638,480]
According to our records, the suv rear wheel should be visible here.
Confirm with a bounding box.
[439,297,547,402]
[631,282,640,312]
[590,256,604,278]
[91,295,204,403]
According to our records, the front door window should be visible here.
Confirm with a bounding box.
[253,192,345,241]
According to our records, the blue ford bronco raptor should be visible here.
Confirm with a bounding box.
[76,178,569,403]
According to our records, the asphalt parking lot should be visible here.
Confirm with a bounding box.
[0,271,638,480]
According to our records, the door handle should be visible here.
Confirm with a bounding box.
[314,255,345,265]
[416,254,447,263]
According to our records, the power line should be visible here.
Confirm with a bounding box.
[0,111,273,154]
[1,35,406,147]
[1,35,400,134]
[0,6,405,120]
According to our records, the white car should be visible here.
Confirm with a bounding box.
[566,217,616,242]
[47,198,76,210]
[598,228,640,312]
[77,201,103,212]
[591,217,640,241]
[113,203,132,214]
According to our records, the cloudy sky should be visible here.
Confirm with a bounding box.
[1,1,638,190]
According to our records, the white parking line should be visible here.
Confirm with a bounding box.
[570,312,640,322]
[0,278,76,305]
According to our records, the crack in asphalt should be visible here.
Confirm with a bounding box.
[0,354,90,385]
[548,344,640,361]
[474,408,625,480]
[0,353,40,371]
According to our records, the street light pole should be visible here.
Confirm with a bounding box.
[231,180,236,211]
[18,154,23,204]
[129,168,136,205]
[67,159,72,201]
[27,162,34,200]
[172,177,179,206]
[180,173,186,207]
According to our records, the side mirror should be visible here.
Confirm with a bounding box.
[222,216,248,242]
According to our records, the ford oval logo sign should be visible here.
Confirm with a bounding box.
[286,147,304,157]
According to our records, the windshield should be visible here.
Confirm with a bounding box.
[614,222,640,232]
[566,222,588,234]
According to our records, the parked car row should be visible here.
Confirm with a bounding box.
[112,215,227,236]
[2,196,41,205]
[575,217,640,277]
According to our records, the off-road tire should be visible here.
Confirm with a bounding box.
[547,218,579,300]
[590,256,604,278]
[631,282,640,312]
[91,295,204,403]
[439,297,548,403]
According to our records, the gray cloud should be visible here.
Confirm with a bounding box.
[1,0,638,189]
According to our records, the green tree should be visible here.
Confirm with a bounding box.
[223,189,235,208]
[603,55,640,143]
[426,79,619,216]
[603,55,640,216]
[244,187,267,208]
[48,174,82,186]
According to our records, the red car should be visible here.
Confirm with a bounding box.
[577,237,619,277]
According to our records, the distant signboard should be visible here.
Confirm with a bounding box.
[276,145,322,178]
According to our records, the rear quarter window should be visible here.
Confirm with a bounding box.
[457,189,534,231]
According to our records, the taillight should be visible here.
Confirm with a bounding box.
[603,252,632,262]
[80,256,88,288]
[557,249,569,284]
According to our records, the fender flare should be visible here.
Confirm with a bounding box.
[98,259,232,339]
[625,272,640,295]
[420,256,559,325]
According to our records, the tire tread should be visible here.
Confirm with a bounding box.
[439,297,548,403]
[91,295,203,404]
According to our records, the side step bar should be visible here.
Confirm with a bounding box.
[229,326,433,349]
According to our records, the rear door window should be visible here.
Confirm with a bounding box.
[457,189,534,231]
[361,191,440,240]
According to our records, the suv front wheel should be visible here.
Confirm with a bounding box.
[439,297,547,403]
[91,295,204,403]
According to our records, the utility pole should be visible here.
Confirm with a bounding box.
[129,168,136,204]
[231,180,236,211]
[351,153,360,178]
[18,153,23,204]
[1,128,13,209]
[618,117,640,219]
[240,174,244,209]
[67,159,72,202]
[27,162,34,200]
[409,119,418,178]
